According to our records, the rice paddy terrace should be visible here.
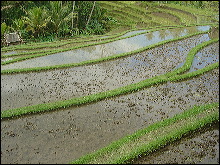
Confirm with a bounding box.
[1,1,219,164]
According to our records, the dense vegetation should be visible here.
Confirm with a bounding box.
[1,1,219,164]
[1,1,113,43]
[1,1,218,44]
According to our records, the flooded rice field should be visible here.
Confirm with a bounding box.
[1,33,217,111]
[1,23,219,164]
[131,122,219,164]
[197,15,220,24]
[1,68,219,164]
[189,42,219,72]
[1,29,148,58]
[120,29,148,37]
[1,26,211,70]
[1,50,27,56]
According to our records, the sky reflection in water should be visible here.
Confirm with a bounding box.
[1,26,211,70]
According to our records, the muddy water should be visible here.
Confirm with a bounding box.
[1,68,218,164]
[197,15,219,24]
[1,51,22,56]
[1,55,34,63]
[1,26,211,70]
[1,57,14,63]
[120,29,147,37]
[174,41,219,70]
[0,30,146,57]
[189,42,219,72]
[1,34,213,111]
[130,122,219,164]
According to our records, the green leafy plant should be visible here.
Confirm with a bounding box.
[22,7,51,37]
[1,22,8,38]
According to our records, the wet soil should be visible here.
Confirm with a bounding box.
[1,26,211,70]
[197,15,219,24]
[151,12,181,25]
[1,34,214,111]
[1,55,33,63]
[189,42,219,72]
[130,122,219,164]
[174,41,219,70]
[1,68,218,164]
[1,50,27,56]
[159,5,197,21]
[1,39,107,58]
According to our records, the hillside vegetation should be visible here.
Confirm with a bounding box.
[1,1,219,164]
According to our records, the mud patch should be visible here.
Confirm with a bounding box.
[189,42,219,72]
[159,5,197,21]
[1,34,212,111]
[1,68,218,164]
[130,122,219,164]
[1,26,211,70]
[151,12,181,24]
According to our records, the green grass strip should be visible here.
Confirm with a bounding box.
[1,23,215,53]
[1,23,215,61]
[153,3,197,24]
[165,38,219,77]
[1,26,173,65]
[1,60,218,119]
[70,102,219,164]
[1,39,218,118]
[2,25,193,65]
[164,3,218,17]
[1,31,127,53]
[1,24,180,52]
[1,27,152,57]
[1,30,211,74]
[0,28,136,52]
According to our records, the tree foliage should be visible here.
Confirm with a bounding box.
[1,1,112,42]
[22,7,50,37]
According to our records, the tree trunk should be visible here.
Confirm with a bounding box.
[86,1,96,27]
[72,1,75,30]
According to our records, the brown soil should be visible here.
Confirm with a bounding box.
[130,122,219,164]
[151,12,182,24]
[1,34,211,111]
[1,68,218,164]
[159,5,197,21]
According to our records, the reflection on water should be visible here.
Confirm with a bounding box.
[121,29,148,37]
[174,41,219,71]
[2,51,18,56]
[1,34,210,111]
[189,42,219,72]
[1,26,211,70]
[208,26,219,39]
[197,15,219,24]
[1,57,14,62]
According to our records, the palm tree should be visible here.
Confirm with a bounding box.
[86,1,96,27]
[22,7,50,37]
[11,19,25,32]
[47,1,73,37]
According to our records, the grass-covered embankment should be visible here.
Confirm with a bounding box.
[1,38,218,119]
[1,26,215,74]
[1,24,183,53]
[70,102,219,164]
[1,25,189,66]
[1,25,178,58]
[1,27,143,52]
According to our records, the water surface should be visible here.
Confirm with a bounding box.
[1,26,211,70]
[1,68,218,164]
[1,34,212,111]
